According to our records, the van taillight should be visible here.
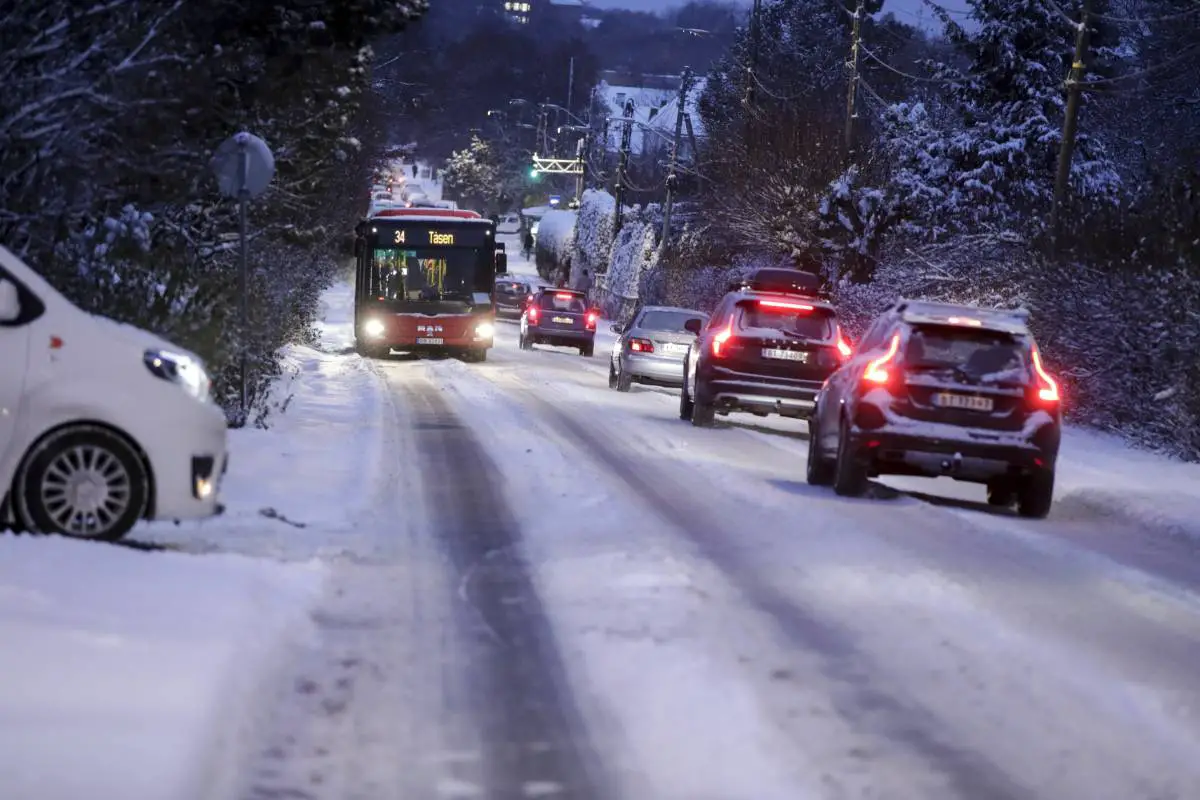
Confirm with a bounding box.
[863,333,900,385]
[1031,346,1060,404]
[711,322,734,357]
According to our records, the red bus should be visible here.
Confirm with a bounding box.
[353,208,506,360]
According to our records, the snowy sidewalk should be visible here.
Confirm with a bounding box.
[0,278,387,800]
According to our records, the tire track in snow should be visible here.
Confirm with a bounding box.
[396,374,609,800]
[502,384,1027,800]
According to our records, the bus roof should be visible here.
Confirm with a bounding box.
[370,208,483,221]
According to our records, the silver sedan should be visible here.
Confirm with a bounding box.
[608,305,709,391]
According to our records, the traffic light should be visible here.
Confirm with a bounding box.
[529,167,540,180]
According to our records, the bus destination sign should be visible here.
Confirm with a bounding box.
[380,225,490,248]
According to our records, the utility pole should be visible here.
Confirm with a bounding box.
[567,56,575,116]
[844,0,864,158]
[1052,0,1092,247]
[660,67,693,257]
[575,133,587,205]
[613,98,635,234]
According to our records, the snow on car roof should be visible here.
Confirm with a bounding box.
[897,300,1031,335]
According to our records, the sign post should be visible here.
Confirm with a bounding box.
[210,132,275,420]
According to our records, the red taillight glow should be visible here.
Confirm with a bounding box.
[1031,346,1060,403]
[555,292,574,300]
[863,333,900,385]
[630,338,654,353]
[711,322,734,357]
[585,311,598,328]
[528,306,540,321]
[835,325,852,360]
[759,300,814,311]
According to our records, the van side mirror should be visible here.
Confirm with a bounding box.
[0,279,20,323]
[684,318,703,335]
[353,239,364,258]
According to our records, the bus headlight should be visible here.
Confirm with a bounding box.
[363,319,385,337]
[474,322,495,339]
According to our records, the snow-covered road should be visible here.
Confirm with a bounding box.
[237,297,1200,799]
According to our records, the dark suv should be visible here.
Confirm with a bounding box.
[495,275,546,319]
[679,269,853,426]
[519,287,598,356]
[806,300,1062,518]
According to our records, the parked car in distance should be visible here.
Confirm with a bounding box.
[609,306,709,391]
[497,213,522,234]
[680,276,852,427]
[495,275,548,319]
[0,246,229,542]
[806,300,1062,518]
[519,287,598,356]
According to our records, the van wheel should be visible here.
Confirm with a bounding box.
[16,426,150,542]
[1016,468,1054,519]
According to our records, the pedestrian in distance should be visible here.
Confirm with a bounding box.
[523,230,534,259]
[411,163,418,178]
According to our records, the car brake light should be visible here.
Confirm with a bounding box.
[528,306,540,321]
[629,338,654,353]
[835,325,852,360]
[555,292,574,300]
[863,333,900,384]
[1031,346,1060,404]
[711,321,734,357]
[759,299,814,311]
[586,311,598,328]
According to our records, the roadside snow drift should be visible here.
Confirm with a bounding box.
[0,536,323,800]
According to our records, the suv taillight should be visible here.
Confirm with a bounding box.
[629,338,654,353]
[863,333,900,386]
[586,311,599,329]
[527,305,540,322]
[1030,346,1060,406]
[711,322,734,357]
[835,325,853,361]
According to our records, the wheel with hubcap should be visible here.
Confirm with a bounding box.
[16,426,150,542]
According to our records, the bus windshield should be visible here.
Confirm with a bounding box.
[370,248,478,305]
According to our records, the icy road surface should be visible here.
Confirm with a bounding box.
[230,294,1200,800]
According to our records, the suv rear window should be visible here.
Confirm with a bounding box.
[738,305,833,340]
[540,293,586,313]
[906,326,1026,377]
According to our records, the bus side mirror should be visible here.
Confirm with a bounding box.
[496,242,506,251]
[495,253,507,273]
[354,240,364,258]
[684,318,703,335]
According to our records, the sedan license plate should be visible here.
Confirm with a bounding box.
[416,337,443,345]
[662,343,690,355]
[934,392,993,411]
[552,316,574,324]
[761,348,807,362]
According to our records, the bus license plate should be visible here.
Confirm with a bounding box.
[934,393,993,411]
[417,337,443,345]
[762,348,807,362]
[553,316,574,324]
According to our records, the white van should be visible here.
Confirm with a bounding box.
[0,246,228,542]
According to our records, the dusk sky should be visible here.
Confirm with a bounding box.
[586,0,973,30]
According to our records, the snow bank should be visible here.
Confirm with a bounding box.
[0,538,323,800]
[0,278,396,800]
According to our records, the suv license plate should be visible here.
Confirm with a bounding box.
[935,393,993,411]
[762,348,807,362]
[553,316,574,324]
[417,337,443,345]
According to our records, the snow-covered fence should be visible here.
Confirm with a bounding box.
[534,209,576,280]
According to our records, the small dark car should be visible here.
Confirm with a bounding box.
[519,288,598,357]
[806,300,1062,518]
[679,272,852,426]
[494,275,547,319]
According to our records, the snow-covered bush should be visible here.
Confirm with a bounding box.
[602,214,660,320]
[572,189,617,276]
[534,209,576,280]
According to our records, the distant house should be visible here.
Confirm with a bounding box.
[638,78,707,162]
[592,71,682,156]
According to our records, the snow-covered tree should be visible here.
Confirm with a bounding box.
[442,137,502,211]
